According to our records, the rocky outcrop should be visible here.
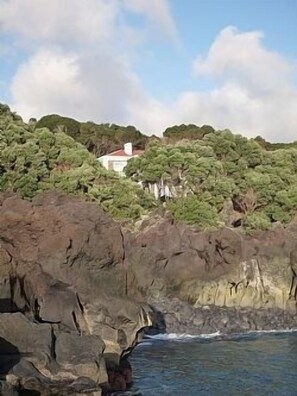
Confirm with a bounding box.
[147,296,297,335]
[1,191,297,393]
[125,218,297,332]
[0,192,152,395]
[0,313,104,395]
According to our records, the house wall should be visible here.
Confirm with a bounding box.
[98,155,138,175]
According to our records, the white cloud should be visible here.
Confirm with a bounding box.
[129,27,297,142]
[11,48,151,125]
[183,26,297,141]
[0,0,176,47]
[0,0,120,47]
[2,0,178,129]
[194,26,294,93]
[123,0,177,40]
[1,1,297,144]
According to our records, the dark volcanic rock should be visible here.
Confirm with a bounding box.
[0,192,152,395]
[125,218,297,313]
[147,296,297,336]
[1,191,297,393]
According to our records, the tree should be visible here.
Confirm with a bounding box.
[0,103,155,223]
[36,114,148,157]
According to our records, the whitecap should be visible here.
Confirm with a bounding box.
[246,328,297,335]
[145,331,221,341]
[144,328,297,342]
[137,341,153,347]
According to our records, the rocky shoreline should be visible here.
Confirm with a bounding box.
[1,192,297,395]
[147,296,297,336]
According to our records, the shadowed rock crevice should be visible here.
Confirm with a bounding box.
[0,337,21,376]
[0,298,18,314]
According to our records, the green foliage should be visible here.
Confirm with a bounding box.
[168,196,220,229]
[36,114,81,139]
[0,104,155,222]
[243,212,271,232]
[36,114,148,157]
[163,124,214,140]
[126,131,297,230]
[255,135,297,151]
[3,103,297,231]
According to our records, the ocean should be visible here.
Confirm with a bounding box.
[129,331,297,395]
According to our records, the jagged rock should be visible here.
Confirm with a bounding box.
[55,333,106,383]
[0,313,52,370]
[125,218,297,313]
[0,192,152,394]
[0,313,104,395]
[147,296,297,335]
[1,190,297,392]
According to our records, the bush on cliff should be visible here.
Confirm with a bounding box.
[0,104,155,221]
[167,196,221,229]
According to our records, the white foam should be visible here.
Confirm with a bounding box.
[137,341,153,347]
[246,328,297,335]
[144,328,297,342]
[145,331,221,341]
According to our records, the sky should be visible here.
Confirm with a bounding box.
[0,0,296,141]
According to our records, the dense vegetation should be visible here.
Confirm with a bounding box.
[126,131,297,230]
[36,114,149,157]
[0,104,155,221]
[2,103,297,231]
[163,124,215,141]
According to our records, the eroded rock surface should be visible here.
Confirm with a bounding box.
[0,192,152,395]
[125,218,297,332]
[1,191,297,393]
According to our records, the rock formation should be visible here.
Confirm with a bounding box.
[125,218,297,332]
[1,191,297,394]
[0,192,152,395]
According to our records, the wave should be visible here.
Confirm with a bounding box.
[137,341,154,347]
[145,331,221,341]
[144,328,297,342]
[246,328,297,335]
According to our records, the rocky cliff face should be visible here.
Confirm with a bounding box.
[1,192,297,394]
[0,192,152,395]
[125,218,297,332]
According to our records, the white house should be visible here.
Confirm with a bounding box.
[98,142,174,200]
[98,142,143,175]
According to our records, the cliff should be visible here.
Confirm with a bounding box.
[0,192,297,394]
[0,192,152,395]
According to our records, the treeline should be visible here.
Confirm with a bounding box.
[36,114,149,157]
[164,124,297,151]
[2,104,297,231]
[0,104,155,222]
[35,115,297,155]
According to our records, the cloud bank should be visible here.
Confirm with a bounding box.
[0,0,297,141]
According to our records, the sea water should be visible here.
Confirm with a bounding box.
[130,331,297,395]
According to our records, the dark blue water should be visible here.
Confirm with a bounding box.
[130,332,297,395]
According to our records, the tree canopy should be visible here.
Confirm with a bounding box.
[0,104,155,222]
[2,103,297,231]
[126,130,297,231]
[36,114,149,157]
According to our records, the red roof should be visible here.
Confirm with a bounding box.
[108,149,144,157]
